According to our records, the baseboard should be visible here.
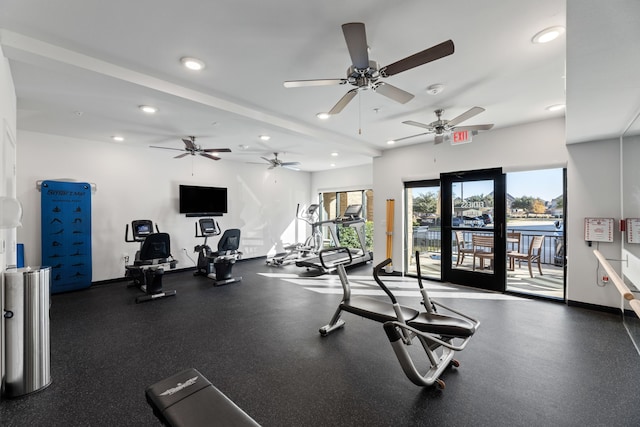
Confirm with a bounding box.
[567,299,622,315]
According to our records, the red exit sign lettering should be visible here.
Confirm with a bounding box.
[452,130,472,145]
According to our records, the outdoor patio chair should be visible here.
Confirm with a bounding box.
[472,234,494,271]
[455,230,474,266]
[507,235,545,278]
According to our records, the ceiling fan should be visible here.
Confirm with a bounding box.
[283,22,454,115]
[150,136,231,160]
[261,153,301,171]
[394,107,495,144]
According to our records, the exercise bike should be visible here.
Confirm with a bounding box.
[319,249,479,389]
[192,218,242,286]
[193,218,222,276]
[124,220,178,303]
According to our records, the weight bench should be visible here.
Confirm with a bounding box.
[145,368,260,427]
[319,250,479,389]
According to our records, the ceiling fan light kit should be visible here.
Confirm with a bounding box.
[284,22,455,115]
[393,107,495,145]
[260,152,301,171]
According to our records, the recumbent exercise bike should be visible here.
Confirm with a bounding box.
[124,220,178,303]
[193,218,242,286]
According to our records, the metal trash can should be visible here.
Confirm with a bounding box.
[3,266,51,398]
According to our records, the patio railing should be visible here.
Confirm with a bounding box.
[412,228,565,266]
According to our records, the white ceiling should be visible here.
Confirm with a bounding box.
[0,1,638,172]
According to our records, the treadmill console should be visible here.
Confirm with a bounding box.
[336,204,363,225]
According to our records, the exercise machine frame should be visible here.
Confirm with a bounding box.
[267,203,322,266]
[192,218,242,286]
[124,220,178,303]
[295,204,372,273]
[319,250,480,388]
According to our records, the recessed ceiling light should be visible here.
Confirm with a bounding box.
[546,104,565,112]
[181,57,205,71]
[259,135,271,141]
[316,112,330,120]
[111,135,124,142]
[330,152,338,157]
[387,140,396,145]
[330,163,336,167]
[139,105,157,114]
[532,26,565,44]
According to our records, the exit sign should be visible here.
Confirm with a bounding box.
[451,130,472,145]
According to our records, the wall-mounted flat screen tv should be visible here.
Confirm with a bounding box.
[179,185,228,216]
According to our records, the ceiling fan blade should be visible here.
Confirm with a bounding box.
[402,120,433,130]
[284,79,347,88]
[200,153,221,161]
[260,156,272,163]
[391,132,431,143]
[182,138,197,151]
[281,161,301,166]
[283,165,301,171]
[434,134,445,144]
[374,82,414,104]
[454,124,495,132]
[381,39,455,77]
[203,148,232,153]
[447,107,485,127]
[342,22,369,69]
[328,89,358,115]
[174,153,190,159]
[150,145,185,151]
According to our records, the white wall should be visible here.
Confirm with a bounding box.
[310,163,373,196]
[565,138,623,307]
[1,46,17,275]
[16,130,311,281]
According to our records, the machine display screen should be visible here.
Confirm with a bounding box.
[343,204,362,217]
[136,223,151,235]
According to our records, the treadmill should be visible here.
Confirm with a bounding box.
[295,204,372,273]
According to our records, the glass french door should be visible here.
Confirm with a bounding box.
[441,168,506,292]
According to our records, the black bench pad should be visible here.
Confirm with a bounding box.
[145,368,260,427]
[407,312,476,337]
[341,296,420,323]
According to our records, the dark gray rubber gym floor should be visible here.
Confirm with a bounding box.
[2,257,640,426]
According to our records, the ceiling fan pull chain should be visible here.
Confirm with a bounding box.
[358,91,362,135]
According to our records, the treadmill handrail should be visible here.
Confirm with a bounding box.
[318,247,353,270]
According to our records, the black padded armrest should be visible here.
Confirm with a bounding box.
[145,368,260,427]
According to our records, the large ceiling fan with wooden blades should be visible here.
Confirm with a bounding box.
[150,136,232,160]
[261,153,301,171]
[394,107,494,144]
[283,22,455,115]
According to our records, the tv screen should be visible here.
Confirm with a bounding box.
[179,185,228,216]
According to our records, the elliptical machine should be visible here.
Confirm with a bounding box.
[193,218,242,286]
[267,203,322,266]
[124,220,178,303]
